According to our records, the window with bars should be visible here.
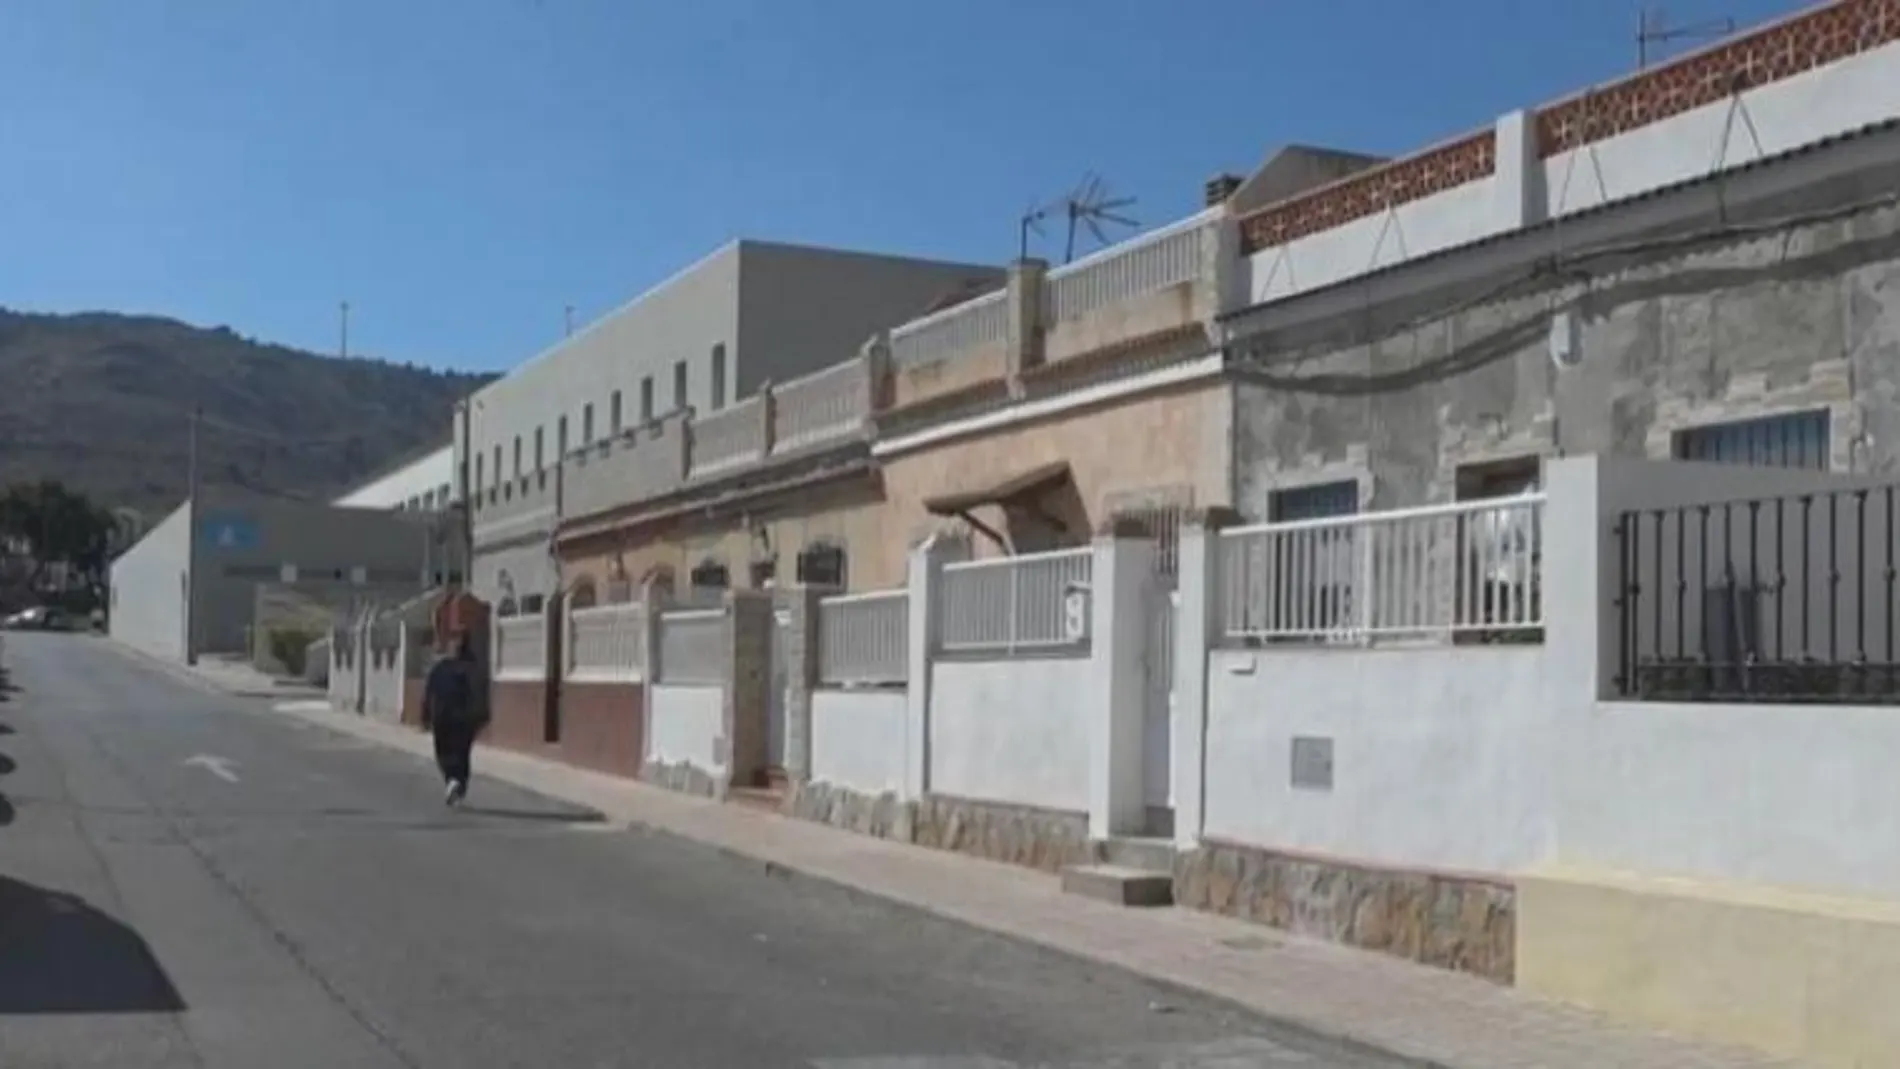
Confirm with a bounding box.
[1674,410,1830,470]
[1265,479,1359,636]
[796,542,847,588]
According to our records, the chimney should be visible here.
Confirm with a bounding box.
[1204,173,1243,207]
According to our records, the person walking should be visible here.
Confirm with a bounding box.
[421,631,485,806]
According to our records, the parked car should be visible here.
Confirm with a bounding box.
[2,606,67,631]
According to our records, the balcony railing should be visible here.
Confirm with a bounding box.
[1614,485,1900,704]
[938,547,1093,656]
[771,359,868,455]
[888,288,1008,368]
[1041,210,1215,325]
[817,589,908,685]
[688,396,767,478]
[565,601,644,682]
[1216,496,1545,645]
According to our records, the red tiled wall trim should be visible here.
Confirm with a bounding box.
[1537,0,1900,157]
[1235,1,1900,257]
[1237,131,1496,255]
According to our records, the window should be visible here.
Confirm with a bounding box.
[534,427,545,471]
[640,377,654,422]
[1264,480,1358,637]
[673,361,688,412]
[491,445,501,490]
[1674,410,1829,470]
[689,557,729,594]
[710,343,727,410]
[582,403,595,445]
[512,435,522,476]
[610,390,623,435]
[795,542,847,588]
[473,454,483,497]
[1268,479,1359,522]
[557,416,569,458]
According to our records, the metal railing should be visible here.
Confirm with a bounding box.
[687,397,766,478]
[656,607,724,685]
[1614,485,1900,704]
[1217,495,1545,644]
[818,589,908,685]
[770,359,868,454]
[493,613,546,680]
[939,547,1093,655]
[566,601,644,682]
[888,289,1008,367]
[1041,210,1213,325]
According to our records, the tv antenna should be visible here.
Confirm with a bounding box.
[1059,173,1138,263]
[1637,5,1734,68]
[1018,197,1054,262]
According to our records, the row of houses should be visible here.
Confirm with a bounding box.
[314,3,1900,1064]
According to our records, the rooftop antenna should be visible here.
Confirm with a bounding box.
[1017,198,1053,262]
[1637,4,1734,68]
[339,300,350,359]
[564,304,575,338]
[1060,172,1138,264]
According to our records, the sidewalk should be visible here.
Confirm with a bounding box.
[141,647,1794,1069]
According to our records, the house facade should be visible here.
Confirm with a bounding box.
[459,240,1002,611]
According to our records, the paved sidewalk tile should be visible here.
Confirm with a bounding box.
[127,646,1797,1069]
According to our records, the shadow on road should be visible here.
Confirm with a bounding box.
[0,794,12,827]
[0,876,186,1014]
[458,805,606,825]
[0,669,16,703]
[0,752,15,776]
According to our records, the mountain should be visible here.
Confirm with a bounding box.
[0,308,496,519]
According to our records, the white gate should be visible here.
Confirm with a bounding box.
[767,607,789,772]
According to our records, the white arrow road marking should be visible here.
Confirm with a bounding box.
[184,754,240,783]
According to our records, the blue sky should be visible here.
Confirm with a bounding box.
[0,0,1801,374]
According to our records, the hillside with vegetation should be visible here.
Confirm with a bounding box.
[0,308,494,521]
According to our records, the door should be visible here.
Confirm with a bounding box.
[1142,583,1176,834]
[766,607,789,773]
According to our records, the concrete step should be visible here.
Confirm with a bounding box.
[726,786,787,813]
[1060,864,1174,908]
[1096,836,1177,874]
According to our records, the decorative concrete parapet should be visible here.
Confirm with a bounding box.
[912,795,1092,874]
[1173,839,1516,983]
[639,758,720,799]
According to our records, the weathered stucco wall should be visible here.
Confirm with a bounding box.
[1233,196,1900,516]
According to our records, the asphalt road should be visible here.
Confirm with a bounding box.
[0,632,1408,1069]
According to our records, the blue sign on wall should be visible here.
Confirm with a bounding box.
[199,511,260,552]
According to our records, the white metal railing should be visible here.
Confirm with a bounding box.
[818,589,908,685]
[1217,495,1546,644]
[657,607,725,685]
[939,547,1093,655]
[1042,211,1213,325]
[772,359,868,454]
[888,289,1008,367]
[688,397,766,477]
[493,613,547,680]
[566,601,644,682]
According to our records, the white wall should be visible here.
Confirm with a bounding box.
[929,657,1091,813]
[1562,700,1900,901]
[1543,38,1900,220]
[107,501,192,661]
[809,688,908,795]
[333,444,455,510]
[1203,645,1554,876]
[647,683,725,775]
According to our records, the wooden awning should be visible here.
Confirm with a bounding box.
[923,461,1072,516]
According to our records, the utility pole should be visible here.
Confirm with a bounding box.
[339,301,351,359]
[184,405,202,666]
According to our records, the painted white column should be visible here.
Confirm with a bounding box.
[1493,108,1544,232]
[1087,530,1156,839]
[902,537,950,800]
[1170,512,1228,848]
[637,578,666,771]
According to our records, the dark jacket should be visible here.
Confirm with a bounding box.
[421,655,484,731]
